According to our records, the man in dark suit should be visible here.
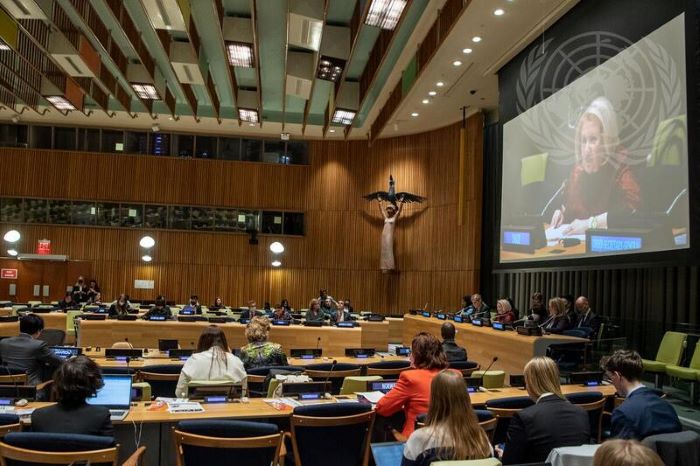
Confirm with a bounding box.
[0,314,62,385]
[575,296,602,337]
[142,295,172,320]
[500,356,590,465]
[602,349,681,440]
[440,322,467,362]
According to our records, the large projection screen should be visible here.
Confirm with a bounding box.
[500,14,689,264]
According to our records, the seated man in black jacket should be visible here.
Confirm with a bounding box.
[142,295,172,320]
[0,314,62,385]
[441,322,467,362]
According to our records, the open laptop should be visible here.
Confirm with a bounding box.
[371,442,405,466]
[86,374,132,421]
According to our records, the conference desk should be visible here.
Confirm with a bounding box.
[76,320,395,356]
[20,383,616,466]
[0,313,70,337]
[403,314,586,375]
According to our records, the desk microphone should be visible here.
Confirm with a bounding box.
[478,357,498,389]
[322,359,337,396]
[540,180,567,217]
[315,337,321,350]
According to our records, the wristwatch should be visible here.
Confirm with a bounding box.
[589,216,598,229]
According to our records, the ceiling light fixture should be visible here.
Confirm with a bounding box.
[239,108,259,123]
[329,129,336,133]
[3,230,20,243]
[411,112,419,117]
[139,236,155,248]
[269,242,285,254]
[494,8,505,16]
[6,249,17,257]
[472,36,482,43]
[317,56,345,82]
[436,81,444,87]
[226,42,255,68]
[142,255,152,262]
[453,60,462,67]
[422,99,429,104]
[428,90,437,96]
[332,108,356,125]
[271,260,282,267]
[0,40,11,51]
[462,48,473,54]
[131,83,160,100]
[365,0,407,30]
[45,96,76,111]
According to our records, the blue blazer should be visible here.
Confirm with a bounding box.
[611,387,681,440]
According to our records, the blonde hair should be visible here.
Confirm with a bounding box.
[426,370,491,460]
[308,298,319,309]
[593,440,664,466]
[548,297,567,316]
[245,316,271,343]
[575,97,620,164]
[497,299,512,314]
[523,356,563,399]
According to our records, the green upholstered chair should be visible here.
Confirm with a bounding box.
[642,331,687,388]
[340,376,382,395]
[471,370,506,389]
[520,152,549,186]
[666,340,700,405]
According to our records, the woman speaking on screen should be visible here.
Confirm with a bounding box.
[550,97,641,235]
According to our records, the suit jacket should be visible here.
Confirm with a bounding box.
[611,387,681,440]
[330,310,352,323]
[442,340,467,362]
[577,310,602,336]
[31,403,114,437]
[305,309,325,322]
[502,395,590,465]
[142,306,172,320]
[541,315,570,334]
[375,368,444,437]
[0,334,62,385]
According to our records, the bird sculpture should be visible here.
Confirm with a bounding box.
[363,175,426,207]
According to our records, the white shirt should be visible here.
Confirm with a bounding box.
[537,392,555,403]
[625,383,645,397]
[175,348,247,398]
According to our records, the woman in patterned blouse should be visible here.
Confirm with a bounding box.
[239,316,288,369]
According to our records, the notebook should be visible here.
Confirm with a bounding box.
[86,374,132,421]
[371,442,405,466]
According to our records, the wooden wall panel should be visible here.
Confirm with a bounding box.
[0,115,483,314]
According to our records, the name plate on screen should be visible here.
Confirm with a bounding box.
[436,313,447,320]
[471,319,483,327]
[454,315,464,323]
[587,229,645,253]
[421,311,431,318]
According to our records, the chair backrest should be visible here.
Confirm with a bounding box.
[689,341,700,370]
[642,430,700,466]
[291,403,375,466]
[111,341,134,349]
[366,361,411,377]
[0,433,117,466]
[0,370,26,385]
[565,392,605,443]
[0,415,20,439]
[655,331,687,365]
[485,396,534,445]
[173,420,283,466]
[138,365,183,398]
[303,364,362,394]
[37,329,66,347]
[447,361,480,376]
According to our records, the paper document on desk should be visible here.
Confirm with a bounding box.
[356,391,385,404]
[545,225,586,245]
[167,401,204,413]
[264,398,301,410]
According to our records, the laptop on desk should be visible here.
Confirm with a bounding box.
[87,374,132,421]
[371,442,405,466]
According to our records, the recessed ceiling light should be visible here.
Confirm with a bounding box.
[472,36,482,43]
[239,108,259,123]
[365,0,408,30]
[45,96,77,111]
[462,48,473,54]
[131,83,160,100]
[329,129,336,133]
[332,108,356,125]
[453,60,462,67]
[428,90,437,96]
[422,99,429,104]
[494,8,505,16]
[436,81,444,87]
[271,260,282,267]
[411,112,419,117]
[248,123,256,127]
[226,42,255,67]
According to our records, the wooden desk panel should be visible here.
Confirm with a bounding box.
[402,315,585,376]
[387,318,404,343]
[0,313,69,337]
[359,321,389,350]
[77,321,362,357]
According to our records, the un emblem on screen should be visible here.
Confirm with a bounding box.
[515,30,683,166]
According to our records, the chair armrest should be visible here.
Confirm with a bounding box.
[122,446,146,466]
[36,380,53,391]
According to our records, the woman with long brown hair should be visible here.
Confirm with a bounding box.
[402,370,491,465]
[175,325,246,397]
[376,332,450,438]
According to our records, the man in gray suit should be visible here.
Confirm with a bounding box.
[0,314,62,385]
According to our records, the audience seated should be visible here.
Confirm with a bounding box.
[330,300,351,324]
[31,355,113,436]
[305,299,325,322]
[593,439,664,466]
[181,295,202,315]
[440,322,467,362]
[86,280,101,303]
[494,299,516,324]
[142,295,172,320]
[210,296,225,311]
[601,350,681,439]
[239,317,288,370]
[57,292,76,311]
[541,297,571,334]
[271,303,292,322]
[0,314,62,385]
[574,296,602,337]
[402,370,492,465]
[72,276,88,303]
[499,356,590,465]
[463,293,490,319]
[527,291,547,322]
[108,293,131,318]
[376,332,450,438]
[240,300,260,319]
[175,326,246,398]
[320,297,334,316]
[457,295,471,315]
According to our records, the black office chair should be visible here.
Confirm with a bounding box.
[138,364,182,398]
[485,396,534,444]
[303,363,362,394]
[365,360,411,378]
[0,432,118,466]
[173,420,283,466]
[290,403,374,466]
[37,329,66,347]
[447,360,480,376]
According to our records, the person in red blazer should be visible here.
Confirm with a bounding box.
[376,332,450,438]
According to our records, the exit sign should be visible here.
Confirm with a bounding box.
[1,269,17,279]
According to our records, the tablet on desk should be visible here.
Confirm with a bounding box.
[371,442,405,466]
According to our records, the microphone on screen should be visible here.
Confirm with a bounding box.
[540,180,567,217]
